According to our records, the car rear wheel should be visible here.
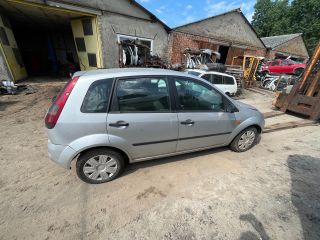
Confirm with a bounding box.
[76,149,125,184]
[230,127,258,152]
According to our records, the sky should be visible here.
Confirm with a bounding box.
[137,0,256,28]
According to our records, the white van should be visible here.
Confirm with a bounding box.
[186,69,238,96]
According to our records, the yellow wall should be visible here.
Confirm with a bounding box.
[0,13,27,81]
[71,17,102,70]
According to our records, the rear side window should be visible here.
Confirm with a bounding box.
[201,74,211,81]
[212,75,223,84]
[116,77,170,112]
[81,79,113,113]
[224,76,235,85]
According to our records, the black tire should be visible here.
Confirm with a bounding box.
[230,127,258,152]
[294,68,304,76]
[76,149,125,184]
[261,71,269,77]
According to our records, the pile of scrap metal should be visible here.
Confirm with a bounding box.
[118,39,168,68]
[183,48,221,70]
[0,80,36,95]
[273,41,320,120]
[261,75,299,92]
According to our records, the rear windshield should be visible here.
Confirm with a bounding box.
[81,79,113,113]
[187,71,201,76]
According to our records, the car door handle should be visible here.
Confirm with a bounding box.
[181,119,195,126]
[109,121,129,128]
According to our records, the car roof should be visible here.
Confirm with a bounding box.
[75,68,191,79]
[185,69,205,73]
[186,69,234,77]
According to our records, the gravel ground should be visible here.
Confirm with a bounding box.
[0,78,319,240]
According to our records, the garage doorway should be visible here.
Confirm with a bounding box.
[0,1,102,81]
[217,45,230,64]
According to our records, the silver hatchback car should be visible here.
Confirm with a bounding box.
[46,68,264,184]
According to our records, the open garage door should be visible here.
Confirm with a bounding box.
[0,13,27,81]
[71,17,102,70]
[0,0,102,81]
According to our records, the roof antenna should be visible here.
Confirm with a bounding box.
[240,0,243,10]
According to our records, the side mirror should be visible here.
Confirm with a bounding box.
[52,96,56,103]
[226,103,237,113]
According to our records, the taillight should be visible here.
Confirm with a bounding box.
[45,76,79,129]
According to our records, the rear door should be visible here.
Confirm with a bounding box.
[107,76,179,160]
[280,60,292,73]
[201,73,225,92]
[269,60,282,73]
[172,76,237,152]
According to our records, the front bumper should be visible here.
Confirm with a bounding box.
[48,140,76,169]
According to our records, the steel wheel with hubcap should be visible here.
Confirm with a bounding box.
[230,127,258,152]
[76,149,125,184]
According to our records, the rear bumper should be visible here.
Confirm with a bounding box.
[48,140,76,169]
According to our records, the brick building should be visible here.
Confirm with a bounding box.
[261,33,309,62]
[168,9,267,66]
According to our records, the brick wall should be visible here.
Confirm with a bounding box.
[168,31,218,65]
[168,31,267,65]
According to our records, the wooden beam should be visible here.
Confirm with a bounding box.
[263,111,285,119]
[263,120,318,133]
[299,41,320,91]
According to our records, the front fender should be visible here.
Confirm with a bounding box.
[226,116,264,145]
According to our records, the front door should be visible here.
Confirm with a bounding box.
[107,76,179,160]
[172,77,237,152]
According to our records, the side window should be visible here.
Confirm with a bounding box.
[116,77,170,112]
[224,76,235,85]
[212,75,223,84]
[81,79,113,113]
[174,78,225,112]
[271,61,280,66]
[201,74,212,82]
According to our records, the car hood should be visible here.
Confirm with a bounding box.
[235,101,259,111]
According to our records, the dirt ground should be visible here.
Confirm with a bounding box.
[0,77,319,240]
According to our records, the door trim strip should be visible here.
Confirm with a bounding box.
[132,132,231,146]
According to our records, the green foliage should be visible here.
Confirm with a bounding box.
[252,0,320,54]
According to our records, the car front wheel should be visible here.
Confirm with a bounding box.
[230,127,258,152]
[76,149,125,184]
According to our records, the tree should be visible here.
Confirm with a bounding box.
[252,0,320,54]
[251,0,273,37]
[252,0,289,37]
[288,0,320,53]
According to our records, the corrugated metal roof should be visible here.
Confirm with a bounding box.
[261,33,302,49]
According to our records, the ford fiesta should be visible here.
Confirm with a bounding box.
[46,68,264,184]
